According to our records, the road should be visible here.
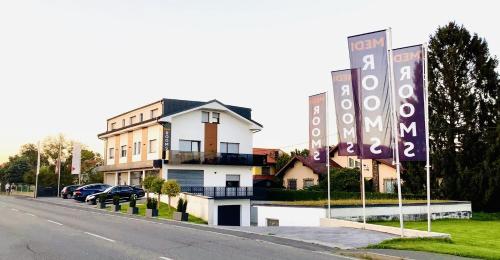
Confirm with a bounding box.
[0,196,349,260]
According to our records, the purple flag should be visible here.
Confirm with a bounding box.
[309,93,327,163]
[331,69,360,156]
[348,30,393,159]
[392,45,426,161]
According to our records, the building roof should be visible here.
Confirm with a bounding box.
[329,145,397,169]
[252,148,282,164]
[275,156,341,178]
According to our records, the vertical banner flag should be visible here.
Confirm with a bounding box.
[309,93,327,163]
[348,30,392,159]
[331,69,360,156]
[71,143,81,175]
[392,45,426,161]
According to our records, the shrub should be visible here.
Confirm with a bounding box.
[176,198,184,212]
[112,195,120,205]
[98,194,107,206]
[129,196,136,208]
[263,188,425,201]
[146,198,157,209]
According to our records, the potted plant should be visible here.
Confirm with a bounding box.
[173,197,188,221]
[97,194,107,209]
[145,197,158,217]
[127,195,139,214]
[113,195,121,212]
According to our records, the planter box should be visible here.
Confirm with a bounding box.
[114,204,121,212]
[98,203,106,209]
[173,212,188,221]
[127,207,139,215]
[146,208,158,217]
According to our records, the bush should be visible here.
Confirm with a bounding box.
[318,168,362,192]
[263,188,425,201]
[129,196,136,208]
[146,198,157,209]
[98,194,107,205]
[112,195,120,205]
[176,198,188,213]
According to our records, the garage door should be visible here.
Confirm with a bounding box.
[167,169,204,187]
[218,205,241,226]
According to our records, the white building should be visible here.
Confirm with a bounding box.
[97,99,264,226]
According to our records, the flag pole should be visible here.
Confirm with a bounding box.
[326,91,332,219]
[423,43,432,232]
[387,27,405,237]
[57,137,62,198]
[34,141,41,198]
[360,158,366,226]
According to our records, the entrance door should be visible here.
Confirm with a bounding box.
[217,205,241,226]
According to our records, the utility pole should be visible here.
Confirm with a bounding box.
[34,141,41,198]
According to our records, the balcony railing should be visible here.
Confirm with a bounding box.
[181,186,253,199]
[168,151,267,166]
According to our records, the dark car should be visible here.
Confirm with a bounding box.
[73,184,111,202]
[61,185,81,199]
[86,185,145,205]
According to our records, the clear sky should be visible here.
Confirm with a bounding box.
[1,0,498,163]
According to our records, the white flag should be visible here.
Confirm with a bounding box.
[71,144,81,175]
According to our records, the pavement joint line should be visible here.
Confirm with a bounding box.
[47,220,64,226]
[84,232,116,243]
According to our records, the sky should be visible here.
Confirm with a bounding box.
[1,0,498,163]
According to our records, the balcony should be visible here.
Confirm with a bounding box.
[181,186,253,199]
[167,151,267,166]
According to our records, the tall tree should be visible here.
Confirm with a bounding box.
[428,22,499,210]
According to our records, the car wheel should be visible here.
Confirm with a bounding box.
[130,194,137,200]
[67,194,72,199]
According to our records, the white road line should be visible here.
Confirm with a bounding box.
[84,232,116,243]
[159,257,174,260]
[47,220,64,226]
[24,213,36,217]
[10,208,19,212]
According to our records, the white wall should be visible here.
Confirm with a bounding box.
[216,112,253,154]
[163,165,253,187]
[254,205,326,227]
[170,111,205,151]
[160,193,210,222]
[212,199,251,226]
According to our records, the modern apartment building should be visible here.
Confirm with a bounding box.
[97,98,265,226]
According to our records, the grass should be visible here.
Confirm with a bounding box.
[368,212,500,259]
[271,199,448,207]
[108,201,207,225]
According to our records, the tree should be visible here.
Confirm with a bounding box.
[142,176,156,200]
[162,180,181,212]
[150,177,165,210]
[427,22,499,210]
[275,152,291,172]
[290,149,309,157]
[319,168,362,192]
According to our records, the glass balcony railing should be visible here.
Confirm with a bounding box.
[167,151,267,166]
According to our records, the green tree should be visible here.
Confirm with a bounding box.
[142,176,156,200]
[290,148,309,157]
[319,168,362,192]
[427,22,499,210]
[150,177,165,209]
[161,180,181,212]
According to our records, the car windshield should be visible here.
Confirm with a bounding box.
[103,186,114,192]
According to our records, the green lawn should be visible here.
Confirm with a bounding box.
[369,213,500,259]
[108,201,207,225]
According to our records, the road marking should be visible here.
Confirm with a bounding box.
[159,257,173,260]
[24,213,36,217]
[47,220,63,226]
[11,208,19,212]
[84,232,115,243]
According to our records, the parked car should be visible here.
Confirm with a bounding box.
[86,185,145,205]
[73,184,111,202]
[61,185,81,199]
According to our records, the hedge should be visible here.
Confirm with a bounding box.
[256,188,426,201]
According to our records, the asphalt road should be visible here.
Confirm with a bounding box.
[0,196,349,260]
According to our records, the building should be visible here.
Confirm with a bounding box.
[97,98,265,226]
[251,148,284,187]
[275,156,341,190]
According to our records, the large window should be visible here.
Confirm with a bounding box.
[220,142,239,154]
[179,140,200,152]
[109,148,114,159]
[201,111,210,123]
[149,139,157,153]
[121,145,127,157]
[133,141,141,155]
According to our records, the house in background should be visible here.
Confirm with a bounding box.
[252,148,284,187]
[97,98,265,226]
[275,156,341,190]
[329,146,398,193]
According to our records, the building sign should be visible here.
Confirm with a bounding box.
[348,30,392,159]
[331,69,360,156]
[309,93,327,163]
[163,123,171,160]
[393,45,426,161]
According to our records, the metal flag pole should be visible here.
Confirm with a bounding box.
[387,27,405,237]
[360,158,366,226]
[57,138,62,198]
[34,141,41,198]
[423,43,432,232]
[326,91,332,219]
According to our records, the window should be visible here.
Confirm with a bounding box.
[179,140,200,152]
[121,145,127,157]
[110,122,116,130]
[139,113,143,122]
[149,139,157,153]
[303,179,315,188]
[384,179,397,193]
[287,179,297,190]
[122,119,126,127]
[220,142,239,154]
[150,109,158,119]
[262,166,271,176]
[212,112,220,124]
[355,160,361,168]
[109,148,115,159]
[202,111,210,123]
[349,158,355,168]
[133,141,141,155]
[226,175,240,187]
[130,116,136,125]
